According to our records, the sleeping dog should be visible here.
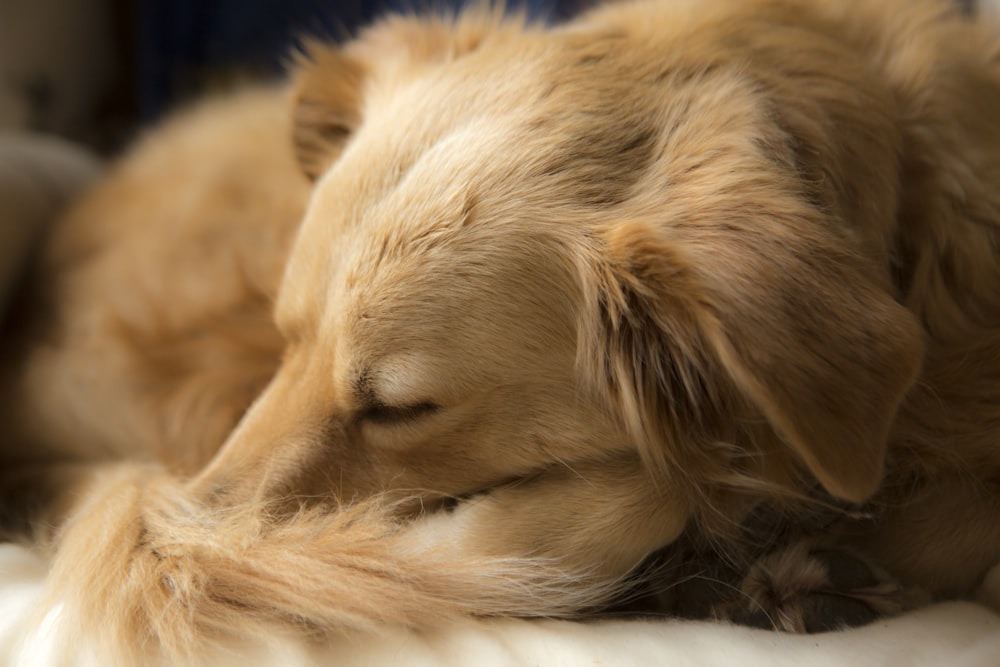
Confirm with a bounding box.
[2,0,1000,658]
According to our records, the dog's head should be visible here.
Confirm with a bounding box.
[194,6,923,573]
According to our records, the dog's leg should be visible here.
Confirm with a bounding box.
[41,463,640,662]
[398,454,691,593]
[714,540,928,633]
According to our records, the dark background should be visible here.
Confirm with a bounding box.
[50,0,583,151]
[1,0,978,153]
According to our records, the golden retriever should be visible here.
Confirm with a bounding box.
[2,0,1000,659]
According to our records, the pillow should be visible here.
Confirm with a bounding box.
[0,134,101,315]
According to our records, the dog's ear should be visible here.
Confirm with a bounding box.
[291,43,366,181]
[291,9,526,180]
[589,220,923,503]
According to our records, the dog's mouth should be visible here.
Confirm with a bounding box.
[399,467,555,517]
[394,482,506,516]
[193,454,556,526]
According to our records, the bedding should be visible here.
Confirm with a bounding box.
[1,542,998,665]
[0,134,100,314]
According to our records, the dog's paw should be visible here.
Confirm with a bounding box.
[717,542,925,633]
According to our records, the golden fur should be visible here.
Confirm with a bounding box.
[2,0,1000,660]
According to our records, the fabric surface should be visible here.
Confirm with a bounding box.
[0,133,101,318]
[1,543,998,666]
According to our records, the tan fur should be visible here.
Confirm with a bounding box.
[3,0,1000,660]
[2,87,305,472]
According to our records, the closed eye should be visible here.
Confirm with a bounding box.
[357,401,440,425]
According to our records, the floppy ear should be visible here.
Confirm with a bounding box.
[590,220,923,503]
[291,8,527,180]
[290,43,366,180]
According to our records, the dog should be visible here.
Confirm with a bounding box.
[2,0,1000,659]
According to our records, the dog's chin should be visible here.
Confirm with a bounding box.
[224,466,549,527]
[391,468,554,519]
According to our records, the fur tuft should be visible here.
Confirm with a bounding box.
[42,465,618,663]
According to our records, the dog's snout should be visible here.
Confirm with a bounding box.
[189,405,369,513]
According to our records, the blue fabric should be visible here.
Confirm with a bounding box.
[135,0,580,120]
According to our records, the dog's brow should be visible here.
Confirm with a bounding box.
[352,370,380,407]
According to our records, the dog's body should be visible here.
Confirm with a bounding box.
[3,0,1000,658]
[1,87,305,472]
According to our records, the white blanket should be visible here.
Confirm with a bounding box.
[1,543,998,666]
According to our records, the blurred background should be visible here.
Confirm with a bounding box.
[0,0,988,154]
[0,0,585,154]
